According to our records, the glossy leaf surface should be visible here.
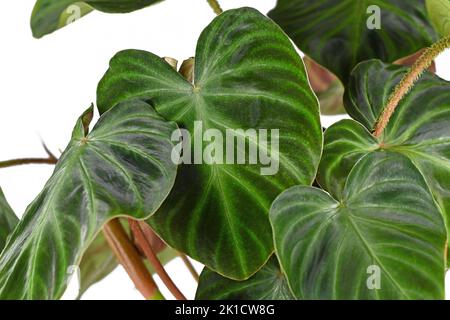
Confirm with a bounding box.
[97,7,322,280]
[196,257,294,300]
[268,0,438,81]
[31,0,163,38]
[0,100,177,299]
[271,153,446,299]
[318,61,450,242]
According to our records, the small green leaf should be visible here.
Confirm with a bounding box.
[317,60,450,249]
[426,0,450,36]
[271,152,446,299]
[268,0,438,81]
[0,188,18,251]
[196,257,295,300]
[31,0,163,38]
[97,7,322,280]
[0,99,178,299]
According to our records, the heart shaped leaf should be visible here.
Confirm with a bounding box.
[318,60,450,245]
[97,7,322,280]
[195,257,295,300]
[0,188,18,251]
[0,100,177,299]
[271,152,446,299]
[31,0,163,38]
[426,0,450,36]
[268,0,438,81]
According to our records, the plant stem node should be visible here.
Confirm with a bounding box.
[193,85,201,93]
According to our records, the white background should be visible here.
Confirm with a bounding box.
[0,0,449,300]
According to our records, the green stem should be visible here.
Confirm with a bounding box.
[207,0,223,15]
[374,35,450,137]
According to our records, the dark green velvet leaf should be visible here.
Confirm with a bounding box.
[318,61,450,247]
[0,188,18,251]
[97,7,322,280]
[271,152,446,299]
[0,100,177,299]
[196,257,295,300]
[31,0,163,38]
[268,0,438,81]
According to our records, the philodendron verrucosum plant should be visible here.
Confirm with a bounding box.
[0,0,449,300]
